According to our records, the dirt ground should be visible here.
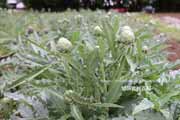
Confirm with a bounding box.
[155,13,180,19]
[155,13,180,29]
[166,40,180,62]
[154,13,180,66]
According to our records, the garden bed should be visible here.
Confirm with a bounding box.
[0,10,179,120]
[153,13,180,68]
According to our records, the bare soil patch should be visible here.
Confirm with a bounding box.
[154,13,180,68]
[155,13,180,29]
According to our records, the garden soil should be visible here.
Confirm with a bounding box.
[154,13,180,68]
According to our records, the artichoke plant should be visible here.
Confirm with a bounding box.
[0,10,179,120]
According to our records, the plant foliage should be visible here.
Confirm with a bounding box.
[0,10,179,120]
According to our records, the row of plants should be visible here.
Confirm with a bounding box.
[1,0,180,11]
[0,10,180,119]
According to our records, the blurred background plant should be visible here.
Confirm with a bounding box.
[1,0,180,12]
[0,0,6,8]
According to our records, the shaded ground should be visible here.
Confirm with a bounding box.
[154,13,180,64]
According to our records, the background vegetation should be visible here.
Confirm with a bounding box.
[1,0,180,11]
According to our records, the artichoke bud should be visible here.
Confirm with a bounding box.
[142,45,148,53]
[58,19,69,24]
[149,20,156,25]
[94,26,103,36]
[27,26,34,34]
[117,26,135,44]
[107,11,112,16]
[95,45,100,49]
[76,14,83,24]
[76,14,83,19]
[57,37,72,52]
[43,28,49,34]
[64,90,74,102]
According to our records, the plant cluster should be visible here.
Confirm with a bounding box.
[0,10,179,120]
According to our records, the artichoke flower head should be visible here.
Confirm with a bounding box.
[117,25,135,44]
[94,26,103,36]
[57,37,72,52]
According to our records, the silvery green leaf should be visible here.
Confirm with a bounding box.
[134,110,165,120]
[10,104,34,120]
[133,98,154,115]
[30,43,47,58]
[17,104,34,119]
[160,109,173,120]
[4,92,25,101]
[6,93,49,119]
[112,115,134,120]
